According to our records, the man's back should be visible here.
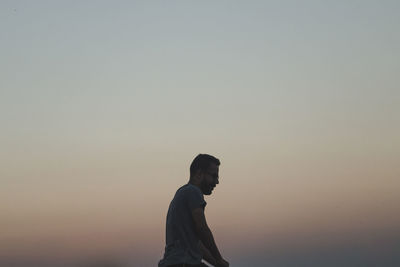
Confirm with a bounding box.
[159,184,207,267]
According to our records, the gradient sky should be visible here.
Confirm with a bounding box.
[1,1,399,266]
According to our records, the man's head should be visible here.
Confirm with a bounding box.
[189,154,220,195]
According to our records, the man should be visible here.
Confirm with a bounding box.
[158,154,229,267]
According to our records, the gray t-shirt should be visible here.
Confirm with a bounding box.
[158,183,207,266]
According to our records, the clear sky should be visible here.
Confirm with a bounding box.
[1,1,399,266]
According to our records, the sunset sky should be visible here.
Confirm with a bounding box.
[1,1,399,266]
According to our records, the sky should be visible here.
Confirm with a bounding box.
[1,0,399,266]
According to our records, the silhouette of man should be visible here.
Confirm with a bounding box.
[158,154,229,267]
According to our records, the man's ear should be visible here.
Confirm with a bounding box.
[193,170,203,181]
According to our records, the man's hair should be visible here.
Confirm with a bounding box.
[190,154,220,178]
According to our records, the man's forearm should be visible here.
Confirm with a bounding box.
[199,241,216,265]
[198,227,222,261]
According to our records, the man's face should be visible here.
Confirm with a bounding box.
[200,163,219,195]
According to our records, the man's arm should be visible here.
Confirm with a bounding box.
[192,207,229,267]
[199,241,216,266]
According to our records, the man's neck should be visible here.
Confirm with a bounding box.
[188,180,202,192]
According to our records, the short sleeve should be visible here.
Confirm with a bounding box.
[186,187,207,211]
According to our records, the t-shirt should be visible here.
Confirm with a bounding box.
[158,183,207,267]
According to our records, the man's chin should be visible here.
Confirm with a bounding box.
[204,188,214,195]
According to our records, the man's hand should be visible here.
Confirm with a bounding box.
[215,258,229,267]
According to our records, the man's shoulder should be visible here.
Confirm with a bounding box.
[177,183,202,195]
[175,183,206,210]
[174,184,204,203]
